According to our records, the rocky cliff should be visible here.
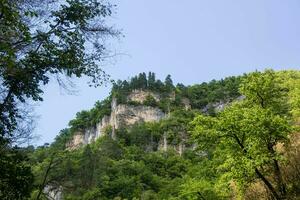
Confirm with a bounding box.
[66,91,166,150]
[66,89,232,150]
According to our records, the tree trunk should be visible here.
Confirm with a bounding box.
[36,155,55,200]
[254,168,281,200]
[273,159,287,198]
[233,134,282,199]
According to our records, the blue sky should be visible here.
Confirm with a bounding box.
[34,0,300,145]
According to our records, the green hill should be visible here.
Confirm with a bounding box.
[28,70,300,200]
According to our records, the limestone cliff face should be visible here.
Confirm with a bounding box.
[66,91,166,149]
[66,115,111,150]
[181,97,191,110]
[127,89,161,103]
[66,133,84,150]
[112,104,165,128]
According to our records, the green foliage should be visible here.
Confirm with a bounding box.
[0,0,118,138]
[68,98,111,132]
[193,104,290,182]
[112,72,175,104]
[164,74,175,93]
[0,1,118,198]
[0,147,34,200]
[191,69,299,199]
[78,188,102,200]
[160,110,196,145]
[51,129,73,150]
[117,124,152,150]
[240,69,289,115]
[28,70,300,200]
[143,95,158,107]
[111,72,241,113]
[30,128,196,199]
[276,70,300,120]
[184,76,242,110]
[179,178,220,200]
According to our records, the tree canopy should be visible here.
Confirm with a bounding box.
[191,70,300,199]
[0,0,119,198]
[0,0,119,140]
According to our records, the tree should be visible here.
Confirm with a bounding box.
[0,0,119,140]
[193,105,291,199]
[80,145,95,188]
[147,72,156,90]
[191,70,295,199]
[160,110,195,146]
[277,70,300,121]
[138,72,147,89]
[239,69,289,115]
[0,147,34,200]
[179,178,220,200]
[30,145,68,200]
[143,95,158,107]
[0,0,119,198]
[164,74,174,92]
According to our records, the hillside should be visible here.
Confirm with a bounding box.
[28,70,300,200]
[58,72,241,152]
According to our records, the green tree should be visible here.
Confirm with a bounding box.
[143,95,158,107]
[148,72,156,90]
[80,145,95,188]
[0,147,34,200]
[191,70,296,199]
[164,74,174,92]
[277,70,300,120]
[138,72,148,89]
[0,0,118,139]
[30,146,68,200]
[193,105,291,199]
[240,69,289,115]
[0,1,119,196]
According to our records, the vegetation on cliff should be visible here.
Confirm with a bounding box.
[65,72,242,139]
[28,69,300,200]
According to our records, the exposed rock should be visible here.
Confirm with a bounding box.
[201,101,228,114]
[178,143,185,156]
[66,91,243,150]
[163,132,168,152]
[67,91,166,149]
[66,133,84,150]
[127,89,161,103]
[112,104,165,128]
[202,95,245,113]
[44,185,63,200]
[181,97,191,110]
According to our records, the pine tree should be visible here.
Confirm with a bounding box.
[164,74,174,93]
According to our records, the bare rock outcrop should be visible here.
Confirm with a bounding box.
[127,89,161,103]
[66,91,166,149]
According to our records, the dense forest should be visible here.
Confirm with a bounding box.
[24,70,300,200]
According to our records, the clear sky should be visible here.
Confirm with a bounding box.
[34,0,300,145]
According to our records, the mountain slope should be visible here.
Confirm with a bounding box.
[28,70,300,200]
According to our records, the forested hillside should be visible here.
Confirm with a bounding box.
[27,70,300,200]
[2,1,299,200]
